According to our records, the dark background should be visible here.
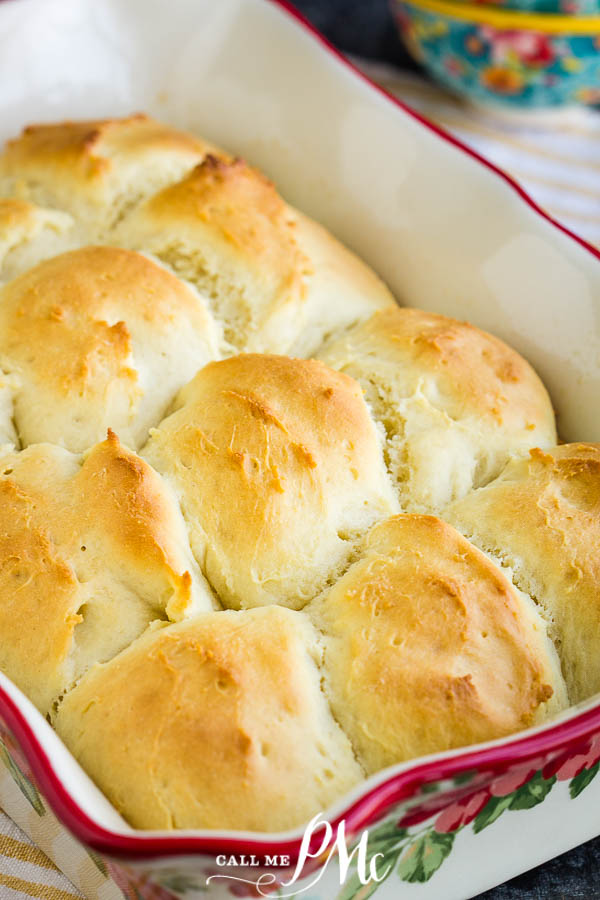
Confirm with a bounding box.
[291,2,600,898]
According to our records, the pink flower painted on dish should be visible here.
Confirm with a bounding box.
[106,861,176,900]
[398,783,480,828]
[399,755,552,830]
[543,734,600,781]
[479,27,555,67]
[488,758,549,796]
[434,789,491,833]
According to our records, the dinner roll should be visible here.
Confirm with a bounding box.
[0,115,215,236]
[142,354,398,610]
[0,431,212,714]
[54,607,363,831]
[445,444,600,704]
[308,515,567,774]
[0,371,16,445]
[0,246,220,452]
[317,307,556,513]
[0,198,75,281]
[115,155,394,354]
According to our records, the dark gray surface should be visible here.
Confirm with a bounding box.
[287,0,419,67]
[290,2,600,899]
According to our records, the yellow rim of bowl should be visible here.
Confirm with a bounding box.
[396,0,600,33]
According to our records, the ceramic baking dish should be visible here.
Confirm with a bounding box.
[0,0,599,897]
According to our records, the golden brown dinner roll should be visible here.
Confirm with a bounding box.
[0,198,75,281]
[0,246,220,452]
[0,431,213,714]
[317,307,556,513]
[308,515,567,774]
[0,115,215,236]
[445,444,600,704]
[115,155,394,354]
[54,607,363,831]
[0,371,16,445]
[143,354,398,610]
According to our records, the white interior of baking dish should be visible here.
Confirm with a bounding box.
[0,0,599,841]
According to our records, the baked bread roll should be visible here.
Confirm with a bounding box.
[0,371,16,445]
[143,353,398,610]
[54,607,363,831]
[0,431,212,714]
[0,115,215,237]
[317,307,556,512]
[0,116,395,355]
[308,515,567,773]
[0,246,219,452]
[115,155,395,355]
[0,198,74,282]
[445,444,600,704]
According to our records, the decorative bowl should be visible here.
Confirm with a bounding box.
[453,0,600,19]
[391,0,600,106]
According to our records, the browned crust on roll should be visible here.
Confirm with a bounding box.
[309,514,566,773]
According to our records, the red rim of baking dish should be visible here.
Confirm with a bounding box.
[0,0,599,865]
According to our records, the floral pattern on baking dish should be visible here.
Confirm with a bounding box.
[338,743,600,898]
[2,725,600,899]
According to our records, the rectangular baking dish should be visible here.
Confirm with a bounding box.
[0,0,599,898]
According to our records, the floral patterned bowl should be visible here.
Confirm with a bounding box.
[452,0,600,19]
[391,0,600,106]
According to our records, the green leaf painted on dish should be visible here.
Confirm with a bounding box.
[0,744,45,816]
[366,822,408,851]
[508,772,556,810]
[335,822,406,898]
[570,763,600,799]
[472,794,513,833]
[87,849,108,878]
[453,770,477,786]
[336,870,388,900]
[420,782,439,794]
[397,831,455,883]
[156,872,209,892]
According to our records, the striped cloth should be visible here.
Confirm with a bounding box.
[360,61,600,248]
[0,809,83,899]
[0,61,599,900]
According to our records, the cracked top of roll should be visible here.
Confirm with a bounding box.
[142,353,398,611]
[0,198,75,281]
[54,606,363,831]
[116,154,395,354]
[317,307,557,512]
[445,443,600,704]
[309,514,567,774]
[0,431,213,714]
[0,245,220,452]
[0,115,215,235]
